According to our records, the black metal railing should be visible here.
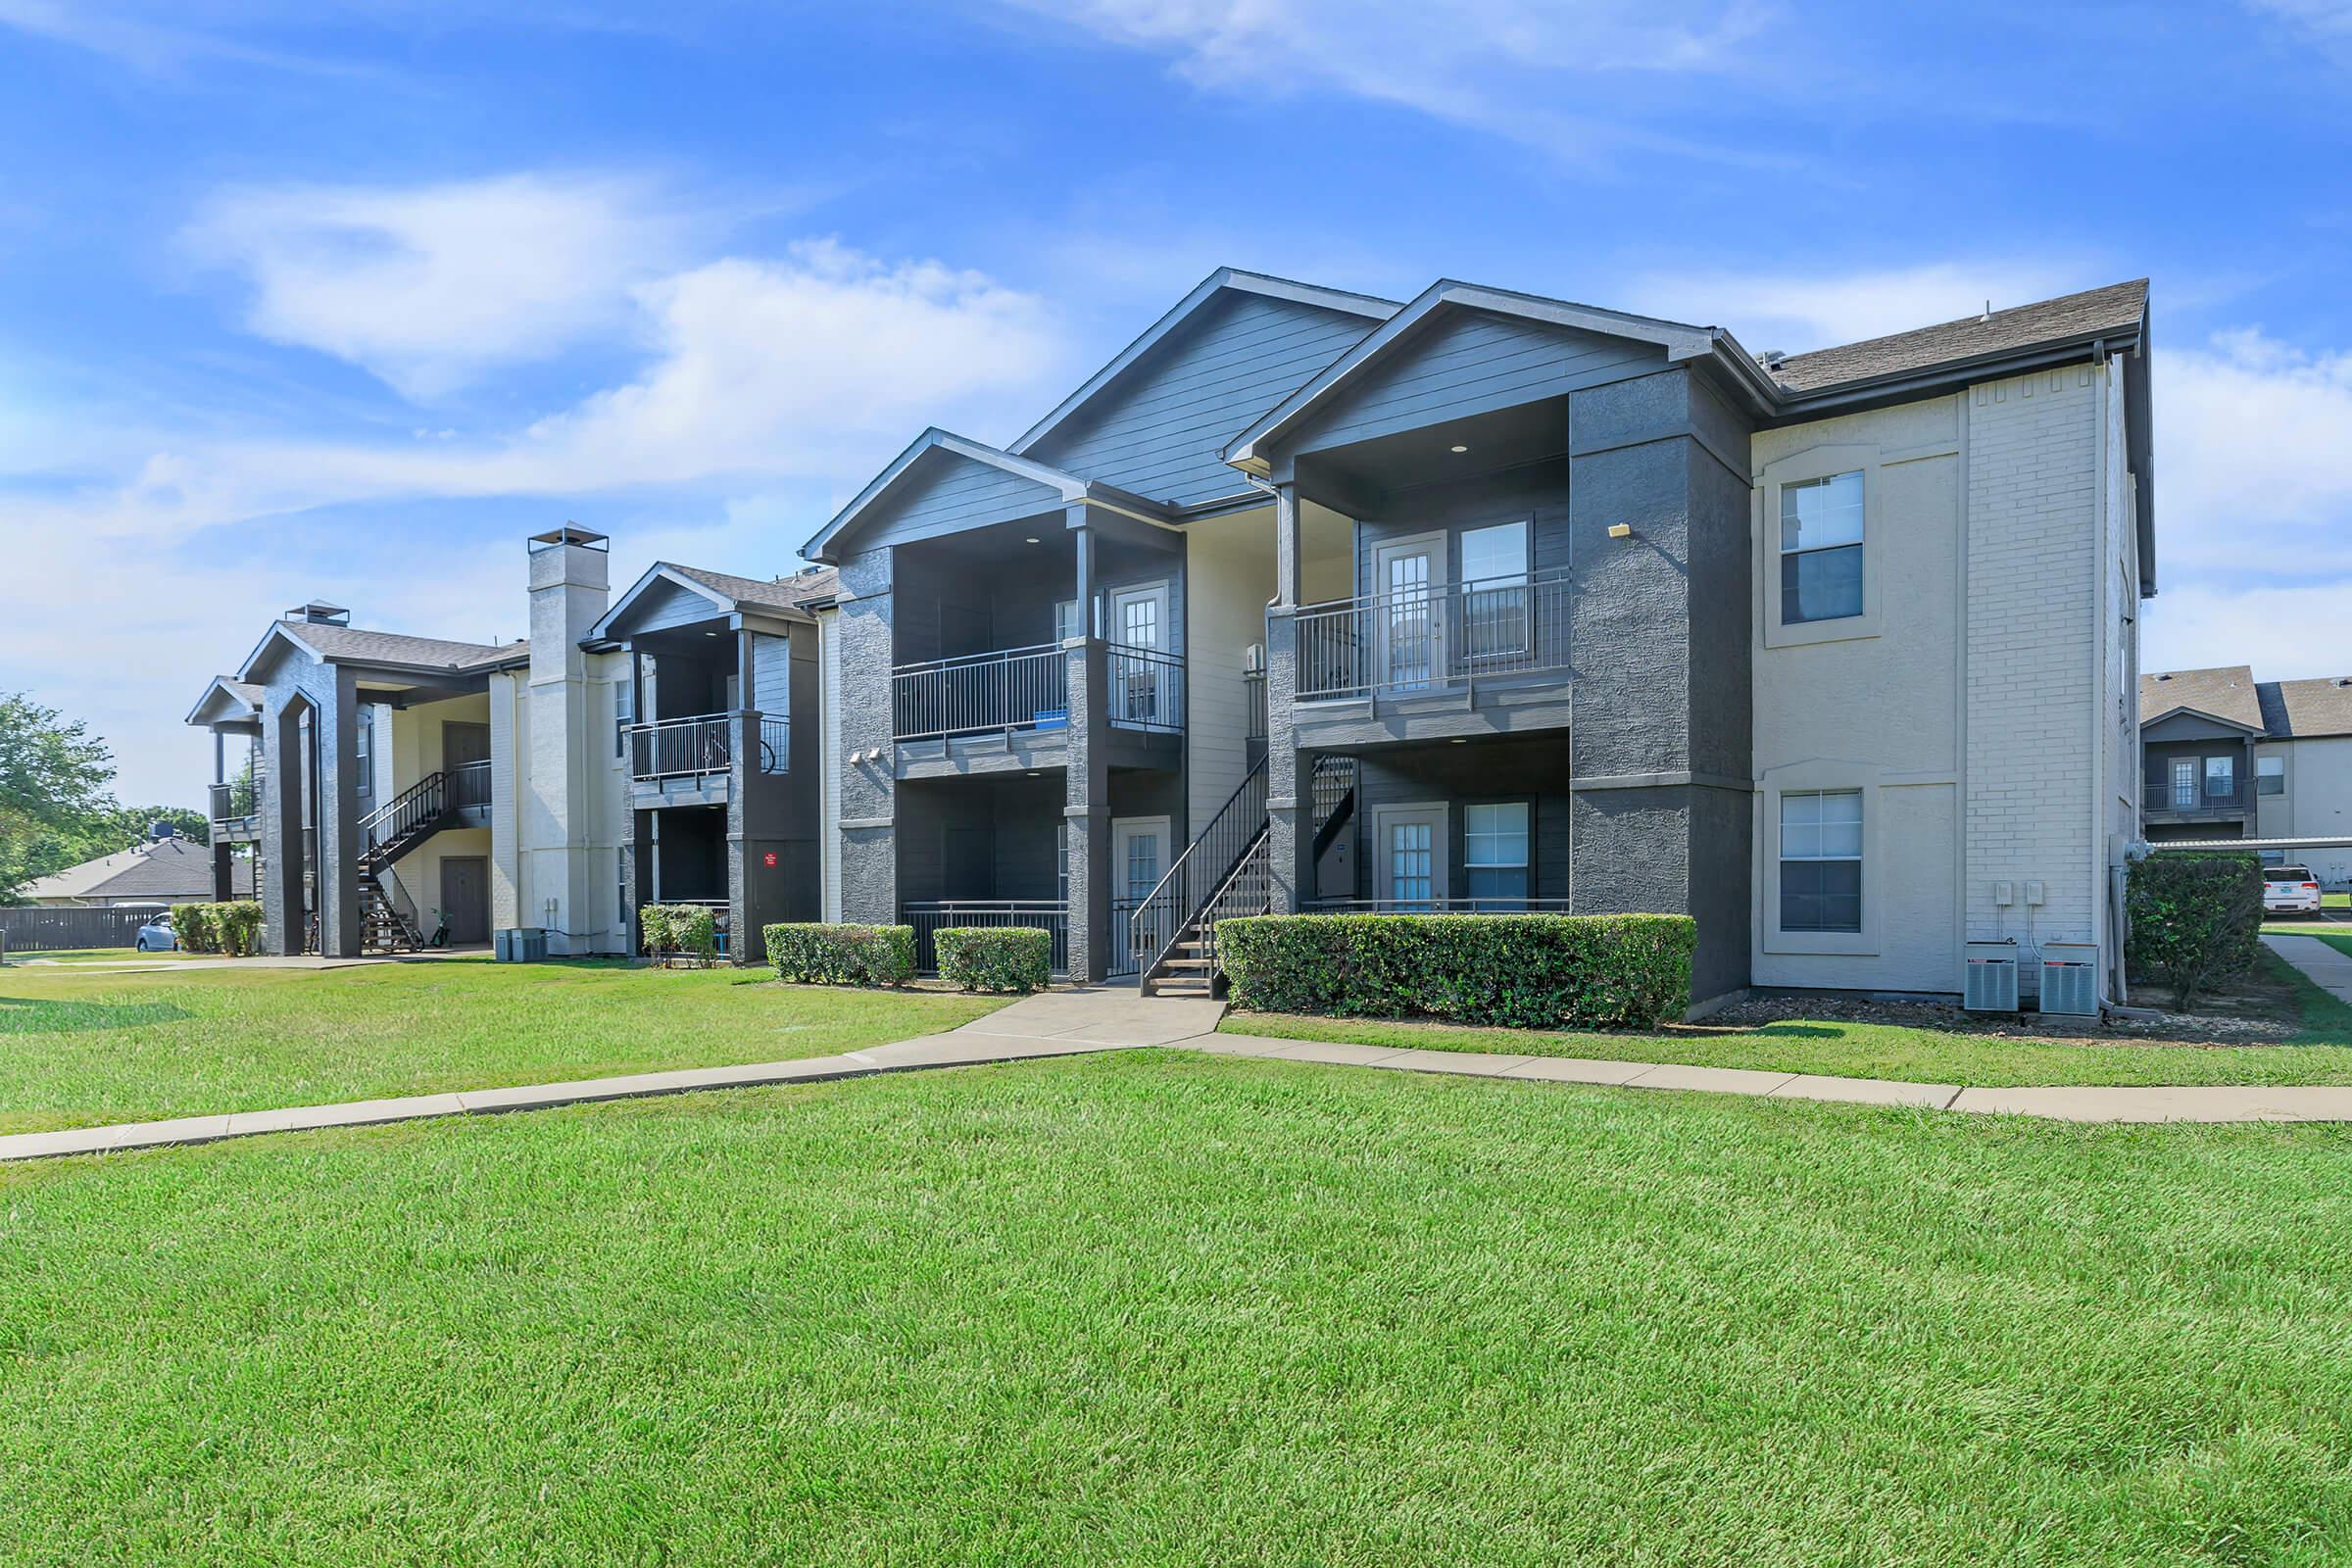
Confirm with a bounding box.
[893,645,1069,744]
[903,900,1068,975]
[757,717,789,775]
[1244,668,1267,744]
[2143,779,2253,817]
[1129,754,1269,982]
[630,713,733,780]
[1295,568,1573,702]
[450,759,492,811]
[359,769,448,861]
[1106,644,1185,734]
[1305,897,1576,914]
[209,779,260,824]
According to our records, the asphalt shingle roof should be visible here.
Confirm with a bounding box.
[2257,676,2352,740]
[2140,665,2263,731]
[22,838,251,904]
[281,620,526,670]
[669,564,839,614]
[1773,279,2148,395]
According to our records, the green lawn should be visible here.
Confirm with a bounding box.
[2,1053,2346,1564]
[1221,949,2352,1087]
[0,959,1004,1134]
[1,947,209,963]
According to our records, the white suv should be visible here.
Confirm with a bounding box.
[2263,865,2324,917]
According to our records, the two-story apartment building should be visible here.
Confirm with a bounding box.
[805,269,2153,1006]
[186,529,836,962]
[192,265,2154,1010]
[2141,665,2352,884]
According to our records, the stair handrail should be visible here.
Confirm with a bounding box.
[1197,829,1272,975]
[358,769,448,863]
[1130,753,1269,980]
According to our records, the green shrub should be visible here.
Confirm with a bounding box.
[763,923,915,987]
[639,904,718,965]
[1218,913,1696,1029]
[935,926,1053,994]
[2126,853,2263,1008]
[212,901,262,956]
[170,903,217,954]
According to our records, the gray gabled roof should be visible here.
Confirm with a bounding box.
[2258,676,2352,740]
[1222,278,1784,467]
[801,428,1175,564]
[2141,666,2264,732]
[21,837,251,904]
[1773,280,2149,395]
[1008,267,1398,459]
[587,561,838,642]
[237,618,526,684]
[184,676,263,728]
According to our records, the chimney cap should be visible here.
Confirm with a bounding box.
[284,601,351,625]
[528,523,609,552]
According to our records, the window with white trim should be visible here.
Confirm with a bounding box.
[2258,755,2284,796]
[2205,755,2235,800]
[1778,470,1864,624]
[1779,789,1861,933]
[1463,802,1530,905]
[1460,519,1531,659]
[613,678,633,759]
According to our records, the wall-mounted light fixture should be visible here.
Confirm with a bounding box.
[1606,523,1634,540]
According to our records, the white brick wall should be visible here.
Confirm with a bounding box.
[1964,367,2103,970]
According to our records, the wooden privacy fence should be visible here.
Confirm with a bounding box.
[0,906,159,953]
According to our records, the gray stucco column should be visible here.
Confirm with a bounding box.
[264,698,306,955]
[1064,632,1111,982]
[1264,480,1305,913]
[835,548,898,926]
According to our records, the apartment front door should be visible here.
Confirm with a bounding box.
[1373,534,1446,691]
[1370,802,1448,909]
[439,855,490,946]
[1113,814,1171,964]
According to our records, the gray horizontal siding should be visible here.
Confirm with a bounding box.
[627,578,729,635]
[1296,312,1660,457]
[1030,294,1374,508]
[858,451,1065,551]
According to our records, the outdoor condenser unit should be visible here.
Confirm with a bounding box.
[1963,939,2019,1012]
[2038,941,2100,1016]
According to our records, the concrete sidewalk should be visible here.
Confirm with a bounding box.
[7,981,2351,1165]
[2265,931,2352,1004]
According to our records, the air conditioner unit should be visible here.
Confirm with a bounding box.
[2038,941,2100,1016]
[1964,939,2019,1012]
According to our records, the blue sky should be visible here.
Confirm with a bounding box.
[4,0,2350,805]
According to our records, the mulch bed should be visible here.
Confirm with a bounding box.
[1710,970,2302,1049]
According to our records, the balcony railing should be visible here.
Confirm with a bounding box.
[1305,897,1576,915]
[451,759,492,811]
[2143,781,2253,817]
[1295,568,1573,703]
[893,644,1067,744]
[209,780,259,825]
[890,643,1186,744]
[627,713,789,781]
[903,900,1067,975]
[1244,668,1267,745]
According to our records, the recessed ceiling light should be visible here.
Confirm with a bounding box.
[1449,444,1469,454]
[704,630,719,637]
[1026,536,1042,544]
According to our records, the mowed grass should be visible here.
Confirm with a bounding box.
[0,959,1004,1134]
[3,1053,2348,1565]
[1222,949,2352,1087]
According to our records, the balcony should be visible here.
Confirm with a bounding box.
[626,712,788,807]
[1290,570,1573,746]
[2142,780,2254,824]
[890,642,1185,778]
[209,780,262,843]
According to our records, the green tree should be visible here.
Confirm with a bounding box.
[0,693,119,903]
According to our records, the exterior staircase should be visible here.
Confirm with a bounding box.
[1136,756,1269,998]
[352,770,461,954]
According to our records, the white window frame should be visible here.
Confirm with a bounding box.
[2257,752,2285,797]
[1758,764,1882,956]
[1759,444,1882,649]
[1461,800,1531,906]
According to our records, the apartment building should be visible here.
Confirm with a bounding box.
[192,267,2154,1008]
[2141,664,2352,883]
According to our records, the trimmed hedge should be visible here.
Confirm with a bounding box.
[639,904,718,965]
[1218,913,1696,1029]
[763,922,916,987]
[2126,852,2263,1008]
[935,926,1054,994]
[166,901,261,956]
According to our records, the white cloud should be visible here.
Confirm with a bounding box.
[2142,579,2352,682]
[185,172,691,400]
[1623,260,2092,354]
[1004,0,1783,163]
[2156,328,2352,571]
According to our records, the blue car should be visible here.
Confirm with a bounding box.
[134,913,177,952]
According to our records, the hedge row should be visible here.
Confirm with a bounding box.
[935,926,1053,994]
[2125,852,2263,1008]
[763,923,916,987]
[639,904,718,964]
[1217,913,1695,1029]
[170,901,263,956]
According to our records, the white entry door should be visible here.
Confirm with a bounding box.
[1108,581,1172,724]
[1370,802,1448,910]
[1373,534,1446,691]
[1113,815,1172,961]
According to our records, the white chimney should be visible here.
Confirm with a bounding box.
[515,525,611,955]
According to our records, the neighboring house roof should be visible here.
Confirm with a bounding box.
[803,428,1176,565]
[2257,676,2352,740]
[2141,666,2264,732]
[1771,280,2150,395]
[21,837,250,905]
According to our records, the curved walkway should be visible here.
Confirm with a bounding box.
[10,966,2352,1164]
